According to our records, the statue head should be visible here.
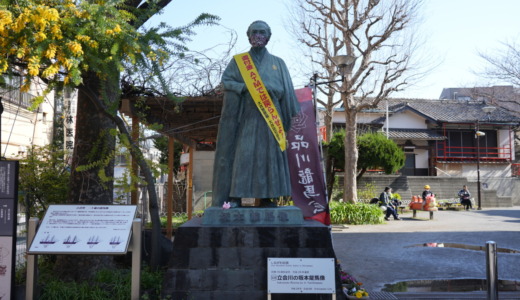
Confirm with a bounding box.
[247,20,271,48]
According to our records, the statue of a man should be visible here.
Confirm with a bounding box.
[212,20,300,207]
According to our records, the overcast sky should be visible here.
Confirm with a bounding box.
[153,0,520,99]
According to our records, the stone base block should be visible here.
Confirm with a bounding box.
[162,217,345,300]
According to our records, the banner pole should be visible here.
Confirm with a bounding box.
[311,74,329,204]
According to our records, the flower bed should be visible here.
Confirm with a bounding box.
[340,267,369,299]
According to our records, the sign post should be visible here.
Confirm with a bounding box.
[26,205,141,299]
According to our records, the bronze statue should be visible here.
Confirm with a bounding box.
[212,20,300,207]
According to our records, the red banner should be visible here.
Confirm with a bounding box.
[287,87,330,225]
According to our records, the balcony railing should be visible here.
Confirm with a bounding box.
[1,87,35,109]
[435,144,512,162]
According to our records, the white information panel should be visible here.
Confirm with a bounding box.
[267,257,335,294]
[28,205,137,254]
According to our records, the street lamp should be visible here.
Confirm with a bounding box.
[332,54,357,80]
[475,125,485,210]
[475,105,496,210]
[309,54,357,201]
[310,54,357,87]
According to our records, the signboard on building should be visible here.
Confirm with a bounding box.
[28,205,137,254]
[63,88,77,153]
[267,257,335,294]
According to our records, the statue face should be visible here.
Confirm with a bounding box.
[248,22,270,48]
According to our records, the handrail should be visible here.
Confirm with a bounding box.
[195,190,213,209]
[435,167,451,176]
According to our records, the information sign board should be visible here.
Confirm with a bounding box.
[0,199,14,236]
[28,205,137,254]
[0,161,16,199]
[267,257,335,294]
[0,160,18,300]
[0,236,13,299]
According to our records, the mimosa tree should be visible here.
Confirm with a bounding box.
[1,0,217,276]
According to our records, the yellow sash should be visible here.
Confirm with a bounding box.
[234,52,286,151]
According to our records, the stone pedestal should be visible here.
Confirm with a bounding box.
[162,209,344,300]
[202,206,304,225]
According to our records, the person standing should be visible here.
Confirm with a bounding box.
[379,187,401,221]
[458,185,472,210]
[212,20,300,208]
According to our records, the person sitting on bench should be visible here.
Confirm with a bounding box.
[422,185,435,210]
[379,187,401,221]
[458,185,472,210]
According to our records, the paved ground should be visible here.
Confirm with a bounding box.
[331,207,520,297]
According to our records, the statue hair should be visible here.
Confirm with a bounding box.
[247,20,272,37]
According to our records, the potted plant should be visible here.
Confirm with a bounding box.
[340,269,369,299]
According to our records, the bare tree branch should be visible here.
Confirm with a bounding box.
[289,0,425,202]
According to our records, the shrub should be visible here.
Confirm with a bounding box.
[357,182,378,203]
[392,192,402,201]
[329,201,384,225]
[40,266,162,299]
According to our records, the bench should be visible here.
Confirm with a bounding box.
[409,199,437,220]
[398,199,411,214]
[412,209,435,220]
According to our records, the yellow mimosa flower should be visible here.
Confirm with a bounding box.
[62,58,74,70]
[51,25,62,39]
[76,35,90,42]
[42,64,59,78]
[20,81,31,92]
[44,44,57,59]
[67,41,83,56]
[0,10,13,28]
[28,65,39,76]
[0,59,8,73]
[35,31,47,42]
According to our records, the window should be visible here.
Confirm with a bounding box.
[436,129,497,159]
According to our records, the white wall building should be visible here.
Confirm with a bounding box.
[1,76,56,159]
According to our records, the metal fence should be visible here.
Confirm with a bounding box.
[16,221,27,271]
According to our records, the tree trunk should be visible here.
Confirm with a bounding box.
[323,99,335,199]
[343,95,358,203]
[78,72,163,270]
[324,145,335,200]
[55,71,117,280]
[323,102,334,143]
[68,72,115,203]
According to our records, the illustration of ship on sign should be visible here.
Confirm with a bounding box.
[109,236,121,247]
[63,235,79,245]
[87,236,100,248]
[39,235,57,245]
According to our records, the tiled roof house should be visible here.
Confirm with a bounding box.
[328,98,520,178]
